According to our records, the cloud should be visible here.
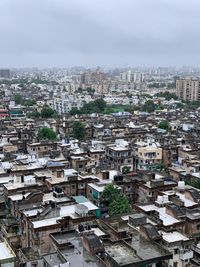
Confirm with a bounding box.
[0,0,200,67]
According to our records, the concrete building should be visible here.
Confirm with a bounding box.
[0,242,16,267]
[106,139,133,172]
[176,77,200,101]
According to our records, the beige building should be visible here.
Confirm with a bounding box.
[134,145,162,170]
[176,77,200,101]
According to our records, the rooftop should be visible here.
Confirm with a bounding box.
[0,242,15,261]
[138,204,180,226]
[160,231,189,243]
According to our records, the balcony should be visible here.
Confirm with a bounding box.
[180,250,193,261]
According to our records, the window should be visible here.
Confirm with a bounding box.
[174,249,179,255]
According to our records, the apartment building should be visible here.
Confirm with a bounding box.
[176,77,200,101]
[134,141,163,170]
[105,139,133,172]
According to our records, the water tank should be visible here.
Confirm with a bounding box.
[157,196,163,204]
[178,181,185,190]
[163,195,168,203]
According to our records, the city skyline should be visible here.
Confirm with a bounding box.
[1,0,200,68]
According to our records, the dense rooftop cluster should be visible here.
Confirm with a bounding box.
[0,67,200,267]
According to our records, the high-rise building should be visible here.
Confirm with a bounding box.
[0,69,10,78]
[133,72,144,83]
[176,77,200,101]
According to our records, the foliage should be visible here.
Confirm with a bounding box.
[38,127,57,140]
[154,91,178,100]
[75,87,95,95]
[185,179,200,190]
[148,82,166,88]
[158,120,170,130]
[167,82,176,89]
[186,101,200,109]
[72,121,86,141]
[141,100,156,113]
[41,105,57,118]
[70,107,81,115]
[102,184,132,216]
[109,195,132,216]
[27,111,40,118]
[25,99,37,106]
[70,99,107,115]
[14,93,23,104]
[102,184,120,202]
[122,166,131,174]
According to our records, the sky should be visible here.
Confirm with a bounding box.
[0,0,200,68]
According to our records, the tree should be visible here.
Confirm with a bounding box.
[122,166,131,174]
[38,127,57,140]
[94,98,107,113]
[25,99,36,106]
[102,184,120,203]
[72,121,85,141]
[154,91,178,100]
[14,93,23,105]
[70,99,107,115]
[70,108,81,115]
[28,111,40,118]
[158,120,170,130]
[41,105,56,118]
[102,183,132,216]
[141,100,156,113]
[109,195,132,216]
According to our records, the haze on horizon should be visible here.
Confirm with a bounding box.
[0,0,200,68]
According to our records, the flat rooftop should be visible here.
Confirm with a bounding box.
[51,231,100,267]
[104,242,141,266]
[160,231,189,243]
[32,202,98,229]
[0,242,15,261]
[138,204,180,226]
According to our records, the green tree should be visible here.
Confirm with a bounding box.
[102,184,120,203]
[186,179,200,190]
[122,166,131,174]
[28,111,40,118]
[25,99,37,106]
[70,98,107,115]
[141,100,156,113]
[154,91,178,100]
[14,93,23,104]
[72,121,85,141]
[38,127,57,140]
[70,107,81,115]
[102,183,132,216]
[94,98,107,113]
[41,105,56,118]
[158,120,170,130]
[109,195,132,216]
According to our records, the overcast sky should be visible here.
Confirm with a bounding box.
[0,0,200,68]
